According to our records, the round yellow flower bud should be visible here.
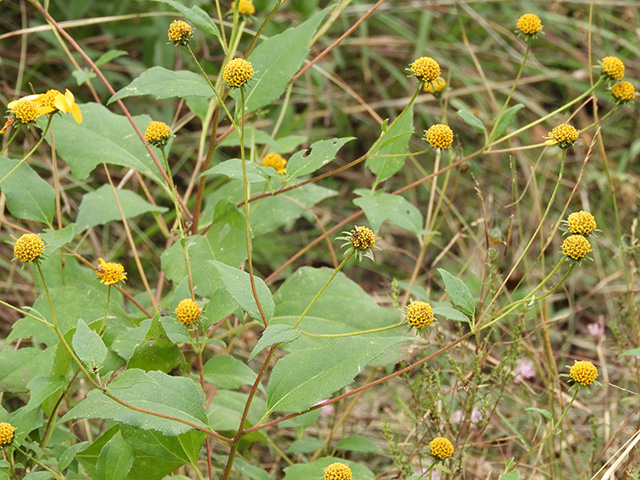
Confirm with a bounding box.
[231,0,255,15]
[350,226,376,251]
[168,20,193,46]
[429,437,454,460]
[424,76,447,95]
[14,234,44,262]
[11,100,40,124]
[516,13,543,35]
[546,123,579,148]
[425,124,454,149]
[222,58,254,88]
[611,81,635,103]
[175,298,202,325]
[601,56,625,80]
[0,423,15,447]
[262,153,287,174]
[410,56,441,83]
[567,211,596,236]
[406,300,434,329]
[569,360,598,386]
[562,235,591,260]
[145,121,172,148]
[324,462,352,480]
[96,258,127,285]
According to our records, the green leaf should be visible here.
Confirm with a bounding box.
[62,369,209,436]
[46,103,164,183]
[284,457,374,480]
[23,473,56,480]
[128,314,184,373]
[525,407,553,421]
[619,347,640,357]
[267,336,409,414]
[286,438,324,454]
[219,128,278,149]
[108,67,212,104]
[212,260,274,322]
[155,0,221,40]
[249,325,301,361]
[76,184,167,231]
[208,390,266,432]
[95,50,127,67]
[437,269,476,317]
[25,375,66,412]
[498,471,519,480]
[0,348,56,393]
[202,355,258,390]
[40,225,76,253]
[0,157,54,224]
[72,320,108,369]
[432,306,471,324]
[96,431,135,480]
[353,189,423,234]
[235,7,330,113]
[365,105,414,183]
[120,426,205,467]
[201,158,276,183]
[336,434,383,453]
[58,441,89,471]
[286,137,355,179]
[493,104,524,139]
[456,109,486,134]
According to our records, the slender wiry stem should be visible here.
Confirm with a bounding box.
[298,321,406,338]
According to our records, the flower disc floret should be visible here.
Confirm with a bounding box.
[429,437,454,460]
[546,123,579,148]
[406,301,434,329]
[0,423,15,447]
[424,76,446,94]
[14,234,44,262]
[231,0,255,15]
[569,360,598,386]
[168,20,193,46]
[96,258,127,285]
[601,56,625,80]
[324,463,352,480]
[262,153,287,174]
[410,56,441,83]
[175,298,202,325]
[425,124,454,149]
[11,100,40,124]
[611,81,635,103]
[145,121,172,147]
[567,211,596,236]
[350,226,376,251]
[223,58,254,88]
[516,13,543,35]
[562,235,591,260]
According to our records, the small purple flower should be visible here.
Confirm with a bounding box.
[587,322,605,341]
[314,399,335,417]
[513,358,536,384]
[470,407,482,423]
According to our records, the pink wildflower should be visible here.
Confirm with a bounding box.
[513,358,536,384]
[587,322,605,341]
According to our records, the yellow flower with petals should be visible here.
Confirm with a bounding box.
[8,89,81,124]
[96,258,127,285]
[8,99,54,124]
[54,89,83,124]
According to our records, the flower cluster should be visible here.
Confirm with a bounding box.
[429,437,454,460]
[611,80,635,104]
[324,463,352,480]
[601,56,625,80]
[96,258,127,285]
[262,153,287,174]
[223,58,254,88]
[7,89,82,125]
[545,123,579,149]
[566,210,596,236]
[425,124,454,149]
[14,234,45,263]
[410,56,441,83]
[168,20,193,46]
[175,298,202,325]
[145,121,172,148]
[516,13,543,36]
[0,423,15,447]
[562,235,591,260]
[231,0,255,15]
[424,76,447,95]
[338,226,379,261]
[569,360,598,386]
[406,300,434,329]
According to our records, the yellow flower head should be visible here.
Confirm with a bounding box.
[611,81,635,103]
[406,300,434,329]
[410,56,441,83]
[429,437,454,460]
[324,463,352,480]
[567,211,596,236]
[0,423,15,448]
[425,124,454,149]
[175,298,202,326]
[231,0,255,15]
[601,56,625,80]
[14,233,45,263]
[516,13,543,35]
[53,89,83,124]
[545,123,579,148]
[145,121,172,148]
[168,20,193,46]
[8,89,81,124]
[222,58,254,88]
[350,226,376,251]
[562,235,591,260]
[569,360,598,386]
[96,258,127,285]
[262,153,287,174]
[424,76,447,95]
[9,99,53,124]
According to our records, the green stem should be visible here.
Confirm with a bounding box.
[0,298,52,327]
[293,252,353,329]
[298,321,406,338]
[0,115,53,186]
[579,105,619,132]
[98,285,111,336]
[15,446,65,480]
[0,123,23,156]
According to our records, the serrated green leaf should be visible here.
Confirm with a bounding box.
[61,369,209,436]
[96,431,134,480]
[72,320,107,369]
[525,407,553,421]
[249,325,301,361]
[0,157,54,224]
[432,306,471,324]
[456,109,486,134]
[202,355,257,390]
[212,260,274,321]
[493,103,524,139]
[284,457,374,480]
[128,314,184,373]
[234,7,330,113]
[108,67,212,104]
[120,426,205,467]
[155,0,221,40]
[365,104,414,183]
[353,189,423,234]
[286,137,355,179]
[336,434,383,453]
[437,269,476,317]
[267,336,409,414]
